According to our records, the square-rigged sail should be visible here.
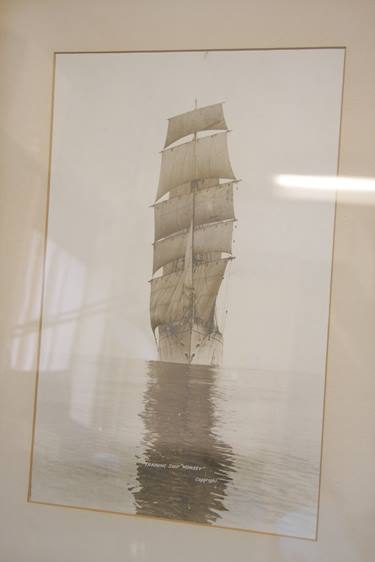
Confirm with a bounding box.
[150,102,238,366]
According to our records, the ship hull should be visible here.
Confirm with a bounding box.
[158,322,223,366]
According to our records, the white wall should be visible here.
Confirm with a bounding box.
[0,1,374,561]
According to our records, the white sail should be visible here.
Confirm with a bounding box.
[153,219,234,273]
[150,258,229,330]
[169,178,217,199]
[195,182,235,231]
[164,103,228,148]
[157,132,236,201]
[150,269,185,330]
[154,193,192,241]
[153,231,187,274]
[193,259,229,325]
[154,182,235,241]
[193,219,234,257]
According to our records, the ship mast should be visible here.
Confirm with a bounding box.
[190,98,198,340]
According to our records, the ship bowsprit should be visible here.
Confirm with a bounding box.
[150,101,239,367]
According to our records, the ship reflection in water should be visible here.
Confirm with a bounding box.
[31,357,322,539]
[132,361,234,524]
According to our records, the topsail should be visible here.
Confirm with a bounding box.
[154,181,236,241]
[157,132,236,201]
[150,101,238,366]
[164,102,228,148]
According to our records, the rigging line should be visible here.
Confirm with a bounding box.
[221,257,233,333]
[190,97,198,329]
[153,327,159,350]
[221,183,238,333]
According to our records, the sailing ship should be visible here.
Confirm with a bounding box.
[150,102,238,366]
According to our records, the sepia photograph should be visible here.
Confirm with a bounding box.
[29,48,344,539]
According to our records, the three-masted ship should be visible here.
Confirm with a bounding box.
[150,102,238,366]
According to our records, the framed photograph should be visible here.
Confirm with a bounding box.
[28,47,345,539]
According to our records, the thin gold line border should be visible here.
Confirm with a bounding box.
[27,45,348,542]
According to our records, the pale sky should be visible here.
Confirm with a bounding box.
[42,49,344,373]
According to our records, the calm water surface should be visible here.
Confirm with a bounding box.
[31,358,323,538]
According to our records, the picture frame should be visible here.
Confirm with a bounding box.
[27,47,345,540]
